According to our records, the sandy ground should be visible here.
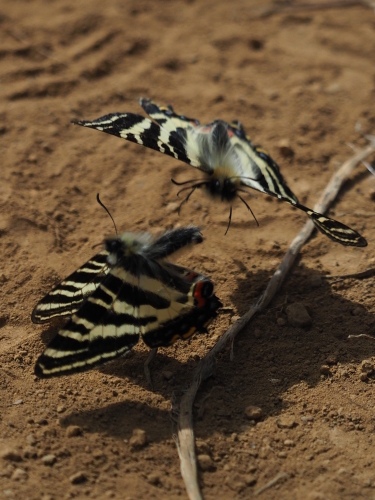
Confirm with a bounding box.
[1,1,375,499]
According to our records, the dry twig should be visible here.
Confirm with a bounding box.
[254,471,290,496]
[175,143,375,500]
[255,0,375,18]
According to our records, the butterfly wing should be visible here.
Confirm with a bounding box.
[34,261,142,377]
[31,250,110,324]
[72,109,203,169]
[34,257,221,377]
[227,122,367,246]
[138,262,221,348]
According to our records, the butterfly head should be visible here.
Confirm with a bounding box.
[206,175,239,202]
[105,232,152,265]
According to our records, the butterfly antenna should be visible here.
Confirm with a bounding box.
[237,194,259,227]
[96,193,118,236]
[172,177,204,186]
[178,187,197,215]
[225,206,233,235]
[175,181,209,198]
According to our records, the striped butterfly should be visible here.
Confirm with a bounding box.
[32,227,221,378]
[72,99,367,246]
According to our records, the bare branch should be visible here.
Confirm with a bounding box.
[175,143,375,500]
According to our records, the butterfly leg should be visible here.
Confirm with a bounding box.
[224,206,233,235]
[144,348,158,389]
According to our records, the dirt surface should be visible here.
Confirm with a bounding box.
[1,1,375,499]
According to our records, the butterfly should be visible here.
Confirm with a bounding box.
[72,99,367,247]
[32,226,222,378]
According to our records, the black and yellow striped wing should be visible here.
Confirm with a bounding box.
[72,110,203,169]
[32,250,110,323]
[72,100,367,247]
[226,123,367,246]
[34,229,221,378]
[35,263,220,378]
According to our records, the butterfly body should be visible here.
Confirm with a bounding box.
[72,99,367,247]
[33,227,221,377]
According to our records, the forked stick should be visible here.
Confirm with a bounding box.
[175,142,375,500]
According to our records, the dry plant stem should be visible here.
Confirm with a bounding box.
[325,268,375,280]
[256,0,375,18]
[348,333,375,341]
[176,144,375,500]
[254,472,290,496]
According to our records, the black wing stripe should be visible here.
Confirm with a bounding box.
[35,334,139,377]
[263,188,367,246]
[32,251,109,323]
[73,114,196,166]
[143,295,221,348]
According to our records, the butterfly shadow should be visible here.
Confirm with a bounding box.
[189,259,375,440]
[52,260,375,444]
[57,348,201,442]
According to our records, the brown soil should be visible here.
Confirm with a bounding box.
[1,1,375,499]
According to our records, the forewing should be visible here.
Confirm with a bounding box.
[34,263,142,377]
[72,111,202,168]
[227,124,299,203]
[32,250,110,324]
[229,127,367,246]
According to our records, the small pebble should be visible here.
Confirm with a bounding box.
[276,317,286,327]
[301,415,314,423]
[199,454,216,472]
[11,468,28,481]
[320,365,331,376]
[361,360,373,374]
[23,446,37,459]
[196,440,211,455]
[276,415,296,429]
[277,451,287,458]
[230,315,241,324]
[286,303,312,327]
[244,474,257,486]
[165,202,180,214]
[56,405,66,414]
[326,354,338,365]
[42,454,56,466]
[253,329,261,339]
[284,439,295,447]
[225,473,247,492]
[162,370,173,381]
[26,434,37,446]
[66,425,82,438]
[27,153,37,163]
[13,399,23,405]
[245,406,264,421]
[0,448,22,462]
[360,372,368,382]
[70,471,87,484]
[309,275,322,288]
[278,139,294,158]
[147,472,161,485]
[351,307,364,316]
[129,429,147,449]
[258,446,270,459]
